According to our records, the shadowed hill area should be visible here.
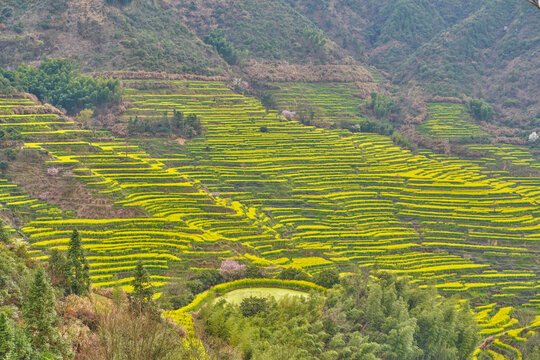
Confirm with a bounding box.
[286,0,540,124]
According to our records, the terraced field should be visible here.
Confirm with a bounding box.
[269,82,369,124]
[468,144,540,171]
[1,83,539,359]
[419,102,488,139]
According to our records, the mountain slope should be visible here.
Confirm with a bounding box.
[0,0,225,74]
[1,0,538,124]
[398,0,540,124]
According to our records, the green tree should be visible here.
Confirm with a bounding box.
[314,268,340,288]
[204,29,240,65]
[0,311,13,359]
[0,220,10,245]
[130,261,154,313]
[23,268,57,352]
[276,267,310,281]
[469,99,494,121]
[173,109,184,131]
[66,229,90,295]
[11,327,34,360]
[47,249,69,292]
[369,92,396,119]
[240,296,268,317]
[1,58,121,114]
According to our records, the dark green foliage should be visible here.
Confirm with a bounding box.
[244,264,265,279]
[0,314,33,360]
[0,74,14,94]
[259,126,268,133]
[0,220,10,245]
[204,29,240,65]
[130,261,154,313]
[276,267,310,281]
[369,92,396,119]
[0,238,67,359]
[0,246,30,307]
[0,311,13,359]
[11,327,34,360]
[303,26,327,52]
[392,131,417,151]
[47,249,69,292]
[260,91,277,110]
[314,268,339,288]
[469,99,494,121]
[23,268,58,353]
[200,272,480,359]
[127,111,202,138]
[66,229,90,296]
[0,58,121,114]
[339,118,393,136]
[157,279,194,311]
[240,296,268,317]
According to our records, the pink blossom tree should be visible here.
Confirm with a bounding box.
[219,259,246,281]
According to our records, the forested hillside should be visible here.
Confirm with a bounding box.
[1,0,538,125]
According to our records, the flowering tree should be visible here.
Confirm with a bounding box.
[219,259,246,282]
[282,110,296,120]
[47,167,59,176]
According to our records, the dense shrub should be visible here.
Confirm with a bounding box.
[314,268,339,288]
[276,267,311,281]
[368,92,396,119]
[240,296,268,317]
[204,29,240,65]
[0,58,121,114]
[469,98,494,121]
[127,111,202,138]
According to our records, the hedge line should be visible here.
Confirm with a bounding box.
[176,278,325,313]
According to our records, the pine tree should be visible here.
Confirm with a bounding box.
[66,229,90,295]
[47,248,69,292]
[130,261,154,313]
[0,311,13,359]
[23,267,57,352]
[0,220,11,245]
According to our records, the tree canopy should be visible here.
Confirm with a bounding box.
[0,58,121,114]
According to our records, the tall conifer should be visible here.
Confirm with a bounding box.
[0,311,13,359]
[23,268,57,352]
[67,229,90,295]
[130,261,154,313]
[0,220,10,245]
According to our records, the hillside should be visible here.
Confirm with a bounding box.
[1,1,538,126]
[0,0,225,74]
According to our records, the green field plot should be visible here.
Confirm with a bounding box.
[419,103,488,139]
[217,287,308,305]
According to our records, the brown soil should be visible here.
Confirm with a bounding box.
[97,71,227,82]
[176,138,186,145]
[242,61,376,83]
[7,151,146,219]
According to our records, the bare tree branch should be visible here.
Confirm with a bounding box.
[527,0,540,9]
